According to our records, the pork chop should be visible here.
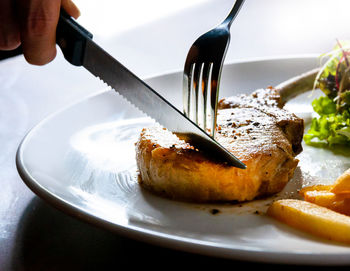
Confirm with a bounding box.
[135,87,304,202]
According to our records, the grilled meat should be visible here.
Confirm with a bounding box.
[135,87,304,202]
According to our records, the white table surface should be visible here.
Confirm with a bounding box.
[1,0,350,269]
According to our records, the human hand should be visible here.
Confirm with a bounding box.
[0,0,80,65]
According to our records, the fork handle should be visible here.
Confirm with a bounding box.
[222,0,245,28]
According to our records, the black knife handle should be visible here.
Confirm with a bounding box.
[57,10,93,66]
[0,10,93,66]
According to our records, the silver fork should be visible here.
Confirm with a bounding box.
[183,0,245,138]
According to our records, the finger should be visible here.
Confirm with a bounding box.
[0,0,20,50]
[62,0,81,19]
[18,0,61,65]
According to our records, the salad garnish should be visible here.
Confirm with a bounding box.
[304,41,350,146]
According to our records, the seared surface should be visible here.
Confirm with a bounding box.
[135,87,304,202]
[218,87,304,155]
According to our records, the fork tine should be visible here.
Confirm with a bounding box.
[183,63,195,118]
[209,64,222,138]
[192,62,203,124]
[200,62,213,132]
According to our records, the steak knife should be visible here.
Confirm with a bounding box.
[15,11,247,169]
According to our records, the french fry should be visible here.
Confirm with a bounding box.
[331,168,350,194]
[267,199,350,244]
[303,190,350,216]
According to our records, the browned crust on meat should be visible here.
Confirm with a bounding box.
[218,87,304,155]
[135,87,303,202]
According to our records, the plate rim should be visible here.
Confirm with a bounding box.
[16,55,350,265]
[143,53,320,81]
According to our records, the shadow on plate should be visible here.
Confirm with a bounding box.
[8,197,240,270]
[305,143,350,158]
[10,196,350,270]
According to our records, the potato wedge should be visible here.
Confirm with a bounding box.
[267,199,350,244]
[298,184,332,196]
[303,190,350,216]
[331,168,350,194]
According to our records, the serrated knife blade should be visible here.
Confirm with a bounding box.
[56,11,246,169]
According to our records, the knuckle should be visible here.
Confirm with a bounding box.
[26,10,56,37]
[0,33,20,50]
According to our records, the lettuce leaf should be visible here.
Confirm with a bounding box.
[304,96,350,146]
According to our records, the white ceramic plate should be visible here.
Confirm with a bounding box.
[17,56,350,265]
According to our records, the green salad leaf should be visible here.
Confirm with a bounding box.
[304,96,350,146]
[304,41,350,147]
